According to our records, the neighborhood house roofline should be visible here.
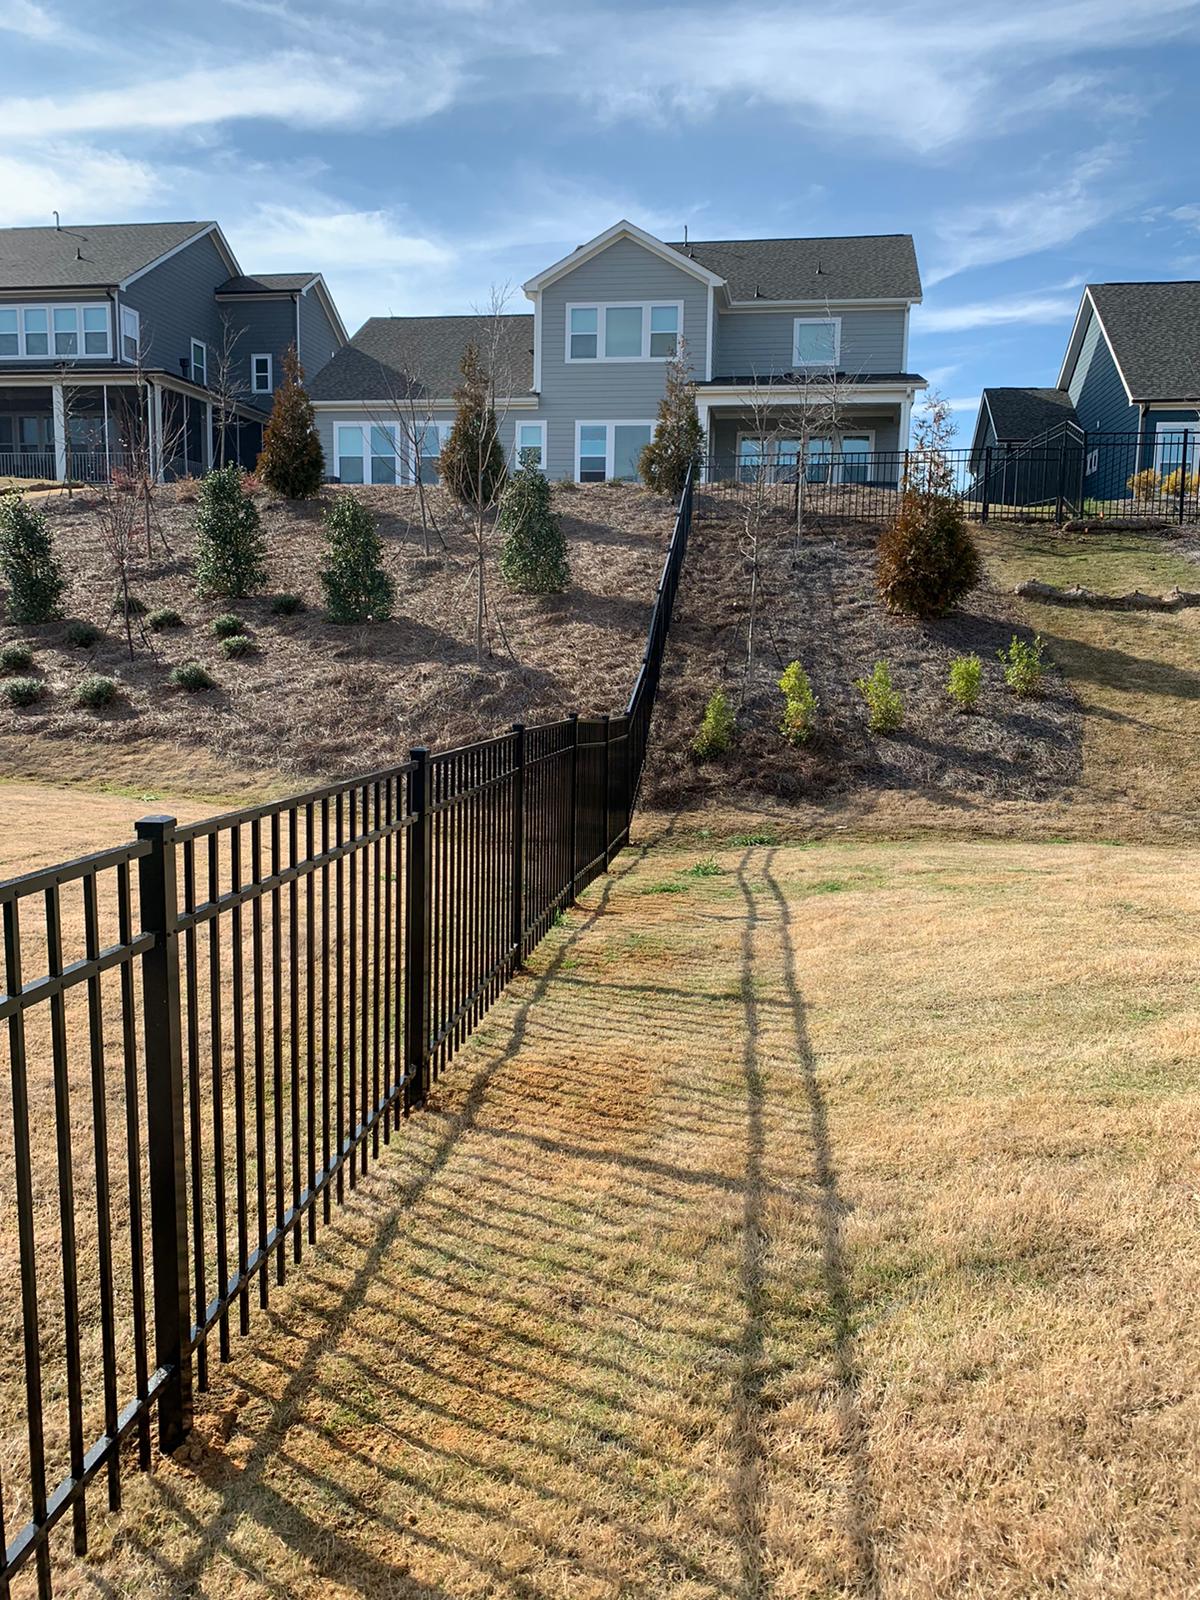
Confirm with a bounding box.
[0,220,240,294]
[521,219,727,295]
[118,221,240,288]
[1056,281,1200,406]
[214,272,349,347]
[1056,286,1136,402]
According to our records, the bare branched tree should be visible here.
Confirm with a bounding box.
[365,361,448,556]
[210,311,249,468]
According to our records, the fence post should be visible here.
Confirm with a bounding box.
[981,445,991,524]
[1077,429,1088,516]
[601,713,612,870]
[568,712,580,903]
[1055,443,1067,526]
[403,748,430,1110]
[135,814,193,1455]
[1180,431,1190,526]
[511,723,526,969]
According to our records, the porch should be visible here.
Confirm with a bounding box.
[699,402,909,486]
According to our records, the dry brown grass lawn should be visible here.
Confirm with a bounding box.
[29,826,1200,1600]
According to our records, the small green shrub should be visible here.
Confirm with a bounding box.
[170,662,215,693]
[778,660,819,745]
[1,642,33,672]
[320,495,395,623]
[947,653,983,713]
[0,493,67,623]
[731,829,776,847]
[220,634,256,659]
[855,660,904,733]
[999,635,1046,698]
[498,452,569,593]
[75,675,119,709]
[63,620,102,649]
[195,465,268,598]
[1127,468,1160,501]
[2,675,44,707]
[692,689,735,760]
[211,613,245,640]
[270,592,305,617]
[116,593,148,617]
[683,855,724,877]
[147,607,184,631]
[877,490,982,618]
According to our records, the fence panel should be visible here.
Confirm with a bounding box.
[0,466,696,1594]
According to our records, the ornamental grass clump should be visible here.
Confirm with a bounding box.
[170,662,215,693]
[855,660,904,733]
[220,634,256,659]
[147,607,184,632]
[2,676,45,707]
[195,465,267,599]
[320,495,395,623]
[778,660,819,745]
[74,675,120,709]
[999,634,1046,698]
[0,493,67,623]
[211,612,246,640]
[947,653,983,713]
[63,620,102,649]
[0,642,33,672]
[498,450,569,593]
[692,689,735,760]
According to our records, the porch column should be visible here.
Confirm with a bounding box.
[696,398,711,483]
[51,382,67,481]
[102,383,111,480]
[151,380,164,482]
[204,400,213,472]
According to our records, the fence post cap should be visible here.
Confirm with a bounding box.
[408,745,429,757]
[568,710,580,722]
[135,814,177,838]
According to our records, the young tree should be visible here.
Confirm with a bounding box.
[639,343,704,497]
[195,464,268,598]
[95,473,146,657]
[210,311,250,468]
[498,449,568,593]
[0,492,67,622]
[321,494,395,622]
[257,345,324,498]
[439,342,505,507]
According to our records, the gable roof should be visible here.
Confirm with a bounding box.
[522,220,725,295]
[0,220,228,291]
[665,233,922,303]
[1070,282,1200,403]
[217,272,319,294]
[309,314,535,402]
[980,386,1078,440]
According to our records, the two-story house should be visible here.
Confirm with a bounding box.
[0,220,346,483]
[309,219,925,485]
[970,281,1200,487]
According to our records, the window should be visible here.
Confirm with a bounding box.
[251,354,273,394]
[0,301,111,359]
[190,339,207,386]
[1153,419,1200,476]
[575,420,655,483]
[565,303,683,362]
[335,422,401,485]
[514,419,546,470]
[792,317,840,369]
[121,305,140,361]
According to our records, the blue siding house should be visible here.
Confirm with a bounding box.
[0,220,346,482]
[309,219,926,486]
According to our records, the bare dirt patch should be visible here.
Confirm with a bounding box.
[30,831,1200,1599]
[644,501,1082,808]
[0,481,670,789]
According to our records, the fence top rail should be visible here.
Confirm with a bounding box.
[174,757,418,843]
[0,836,149,903]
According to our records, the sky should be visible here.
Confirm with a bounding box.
[2,0,1200,439]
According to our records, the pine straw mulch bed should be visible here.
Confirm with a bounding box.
[643,498,1084,807]
[0,481,671,782]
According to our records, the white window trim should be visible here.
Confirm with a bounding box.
[565,301,684,364]
[120,305,141,363]
[734,427,875,483]
[513,418,547,469]
[189,338,208,386]
[792,316,841,370]
[251,353,273,394]
[335,420,406,485]
[1153,417,1200,468]
[407,420,454,484]
[0,300,112,360]
[574,419,657,483]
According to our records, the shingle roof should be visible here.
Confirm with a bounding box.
[983,386,1079,439]
[309,315,535,401]
[664,234,921,302]
[217,273,316,293]
[1088,282,1200,402]
[0,220,215,290]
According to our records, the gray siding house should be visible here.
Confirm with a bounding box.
[969,281,1200,492]
[0,220,346,482]
[310,220,926,486]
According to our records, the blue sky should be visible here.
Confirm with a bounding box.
[2,0,1200,438]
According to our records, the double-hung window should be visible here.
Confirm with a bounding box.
[566,303,682,362]
[335,422,400,485]
[792,317,840,369]
[0,301,112,359]
[121,305,140,361]
[190,339,208,386]
[251,354,273,394]
[513,419,546,470]
[576,421,655,483]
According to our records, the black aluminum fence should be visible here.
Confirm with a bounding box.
[699,429,1200,526]
[0,472,694,1595]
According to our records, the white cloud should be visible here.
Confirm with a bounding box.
[0,0,59,37]
[0,144,166,224]
[915,293,1079,333]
